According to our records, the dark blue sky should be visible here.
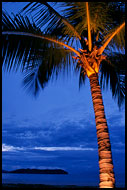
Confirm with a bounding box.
[2,2,125,187]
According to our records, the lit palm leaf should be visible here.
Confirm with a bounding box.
[56,2,115,38]
[101,23,125,53]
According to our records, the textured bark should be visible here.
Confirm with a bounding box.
[89,73,115,188]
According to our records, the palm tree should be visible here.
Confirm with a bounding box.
[2,2,125,188]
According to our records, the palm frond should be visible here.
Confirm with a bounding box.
[98,22,125,54]
[22,47,73,96]
[74,61,87,90]
[57,2,125,52]
[19,2,81,41]
[2,3,125,108]
[86,2,92,51]
[108,2,125,25]
[79,68,87,90]
[19,2,125,52]
[2,10,42,72]
[100,53,125,108]
[58,2,112,36]
[2,11,74,95]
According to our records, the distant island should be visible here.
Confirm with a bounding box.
[2,168,68,174]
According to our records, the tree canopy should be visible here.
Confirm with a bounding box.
[2,2,125,107]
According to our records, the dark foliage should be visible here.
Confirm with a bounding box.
[2,2,125,107]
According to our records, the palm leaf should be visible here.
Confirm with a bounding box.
[79,68,87,90]
[19,2,81,41]
[107,2,125,25]
[98,22,125,54]
[2,10,42,72]
[58,2,112,36]
[100,52,125,108]
[22,46,73,96]
[2,11,74,95]
[59,2,125,51]
[2,4,125,107]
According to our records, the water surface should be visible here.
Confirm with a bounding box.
[2,173,98,186]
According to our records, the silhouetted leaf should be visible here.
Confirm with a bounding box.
[100,53,125,108]
[2,2,125,108]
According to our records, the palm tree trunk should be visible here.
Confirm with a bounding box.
[89,73,115,188]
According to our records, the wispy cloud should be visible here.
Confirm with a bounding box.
[2,144,96,152]
[2,144,25,152]
[34,146,95,151]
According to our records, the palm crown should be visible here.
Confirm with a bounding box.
[2,2,125,107]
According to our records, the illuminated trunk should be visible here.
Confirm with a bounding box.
[89,73,115,188]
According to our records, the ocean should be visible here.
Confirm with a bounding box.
[2,173,99,187]
[2,173,125,187]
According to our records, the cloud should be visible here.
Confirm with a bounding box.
[34,146,95,151]
[2,144,25,152]
[16,131,38,139]
[2,115,98,149]
[2,144,96,152]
